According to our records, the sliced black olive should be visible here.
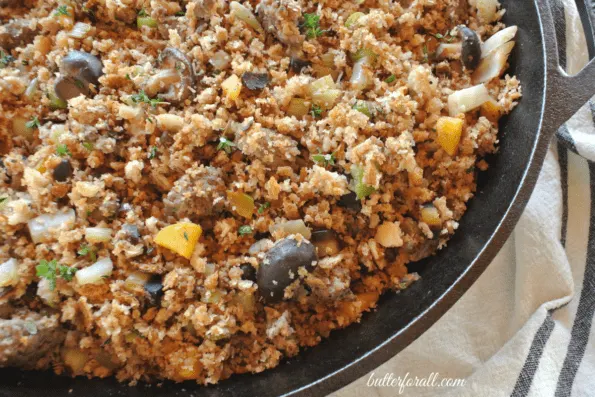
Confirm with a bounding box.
[337,191,362,212]
[53,159,72,182]
[144,275,163,306]
[241,72,270,91]
[289,57,311,73]
[310,230,340,257]
[458,26,481,70]
[239,263,257,282]
[122,224,140,243]
[61,51,103,86]
[54,76,87,101]
[0,19,37,51]
[257,238,317,304]
[146,48,195,104]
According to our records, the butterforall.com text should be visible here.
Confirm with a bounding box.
[366,371,466,394]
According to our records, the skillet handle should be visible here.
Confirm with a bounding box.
[536,0,595,130]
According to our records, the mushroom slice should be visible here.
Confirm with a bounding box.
[54,76,88,101]
[145,48,195,104]
[61,51,103,86]
[481,26,517,58]
[458,26,481,70]
[241,72,270,91]
[472,41,515,84]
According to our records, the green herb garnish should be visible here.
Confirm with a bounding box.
[0,197,7,205]
[130,90,167,107]
[312,152,335,167]
[302,13,325,39]
[183,231,189,241]
[54,5,70,17]
[216,137,236,154]
[82,142,93,151]
[25,116,40,129]
[0,51,14,68]
[258,202,270,214]
[311,104,323,118]
[148,146,158,159]
[384,74,396,84]
[238,225,253,236]
[175,10,185,16]
[56,144,71,157]
[78,244,97,263]
[36,259,77,290]
[138,8,149,17]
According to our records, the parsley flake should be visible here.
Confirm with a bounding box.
[148,146,158,159]
[78,244,97,262]
[36,259,77,291]
[0,50,14,68]
[138,8,149,17]
[384,74,396,84]
[258,202,270,214]
[0,197,7,205]
[56,144,71,157]
[25,116,40,129]
[238,225,253,236]
[130,90,167,108]
[216,137,236,154]
[183,231,189,241]
[311,104,323,118]
[82,142,94,151]
[302,13,325,39]
[54,5,70,17]
[312,152,335,167]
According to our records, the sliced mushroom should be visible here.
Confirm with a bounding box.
[144,48,195,104]
[54,51,103,101]
[289,56,311,73]
[256,0,304,47]
[257,237,317,303]
[0,19,37,51]
[310,230,341,257]
[458,26,481,70]
[241,72,270,91]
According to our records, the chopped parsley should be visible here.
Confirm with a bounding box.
[183,231,189,241]
[216,136,236,154]
[0,50,14,68]
[22,60,29,66]
[125,73,132,80]
[130,90,167,107]
[175,10,185,16]
[384,74,396,84]
[432,31,454,42]
[238,225,253,236]
[422,45,429,63]
[310,104,323,118]
[0,197,7,205]
[56,144,71,157]
[148,146,158,159]
[312,152,335,167]
[258,202,270,214]
[78,244,97,262]
[54,5,70,17]
[82,141,94,151]
[138,8,149,17]
[25,116,40,129]
[36,259,77,290]
[302,13,325,39]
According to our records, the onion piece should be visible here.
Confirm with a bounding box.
[210,50,231,70]
[436,43,462,60]
[75,257,113,285]
[230,1,263,34]
[475,0,499,23]
[84,227,112,243]
[125,271,151,290]
[472,41,515,84]
[28,209,76,244]
[350,56,372,91]
[69,22,91,39]
[0,258,19,287]
[448,84,491,116]
[11,117,35,140]
[25,77,38,98]
[37,278,58,305]
[287,98,311,118]
[312,89,341,110]
[269,219,312,240]
[481,26,517,58]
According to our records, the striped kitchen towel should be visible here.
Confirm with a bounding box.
[334,1,595,396]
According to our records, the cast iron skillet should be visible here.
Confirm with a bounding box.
[3,0,595,396]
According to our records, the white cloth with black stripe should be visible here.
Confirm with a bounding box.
[335,2,595,396]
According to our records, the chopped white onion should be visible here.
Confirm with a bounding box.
[28,209,76,244]
[350,57,371,91]
[481,26,517,58]
[75,257,113,285]
[24,77,38,98]
[37,277,57,305]
[0,258,19,287]
[472,41,515,84]
[475,0,499,23]
[269,219,312,240]
[69,22,91,39]
[125,271,151,288]
[230,1,263,34]
[436,43,462,60]
[84,227,112,243]
[210,50,232,70]
[448,84,491,116]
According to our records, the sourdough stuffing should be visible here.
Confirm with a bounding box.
[0,0,520,385]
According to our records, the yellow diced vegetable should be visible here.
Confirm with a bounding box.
[287,98,311,118]
[420,204,442,227]
[221,74,242,100]
[345,12,365,28]
[62,348,88,374]
[480,100,503,123]
[137,16,158,28]
[155,222,202,259]
[436,116,463,156]
[228,191,255,219]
